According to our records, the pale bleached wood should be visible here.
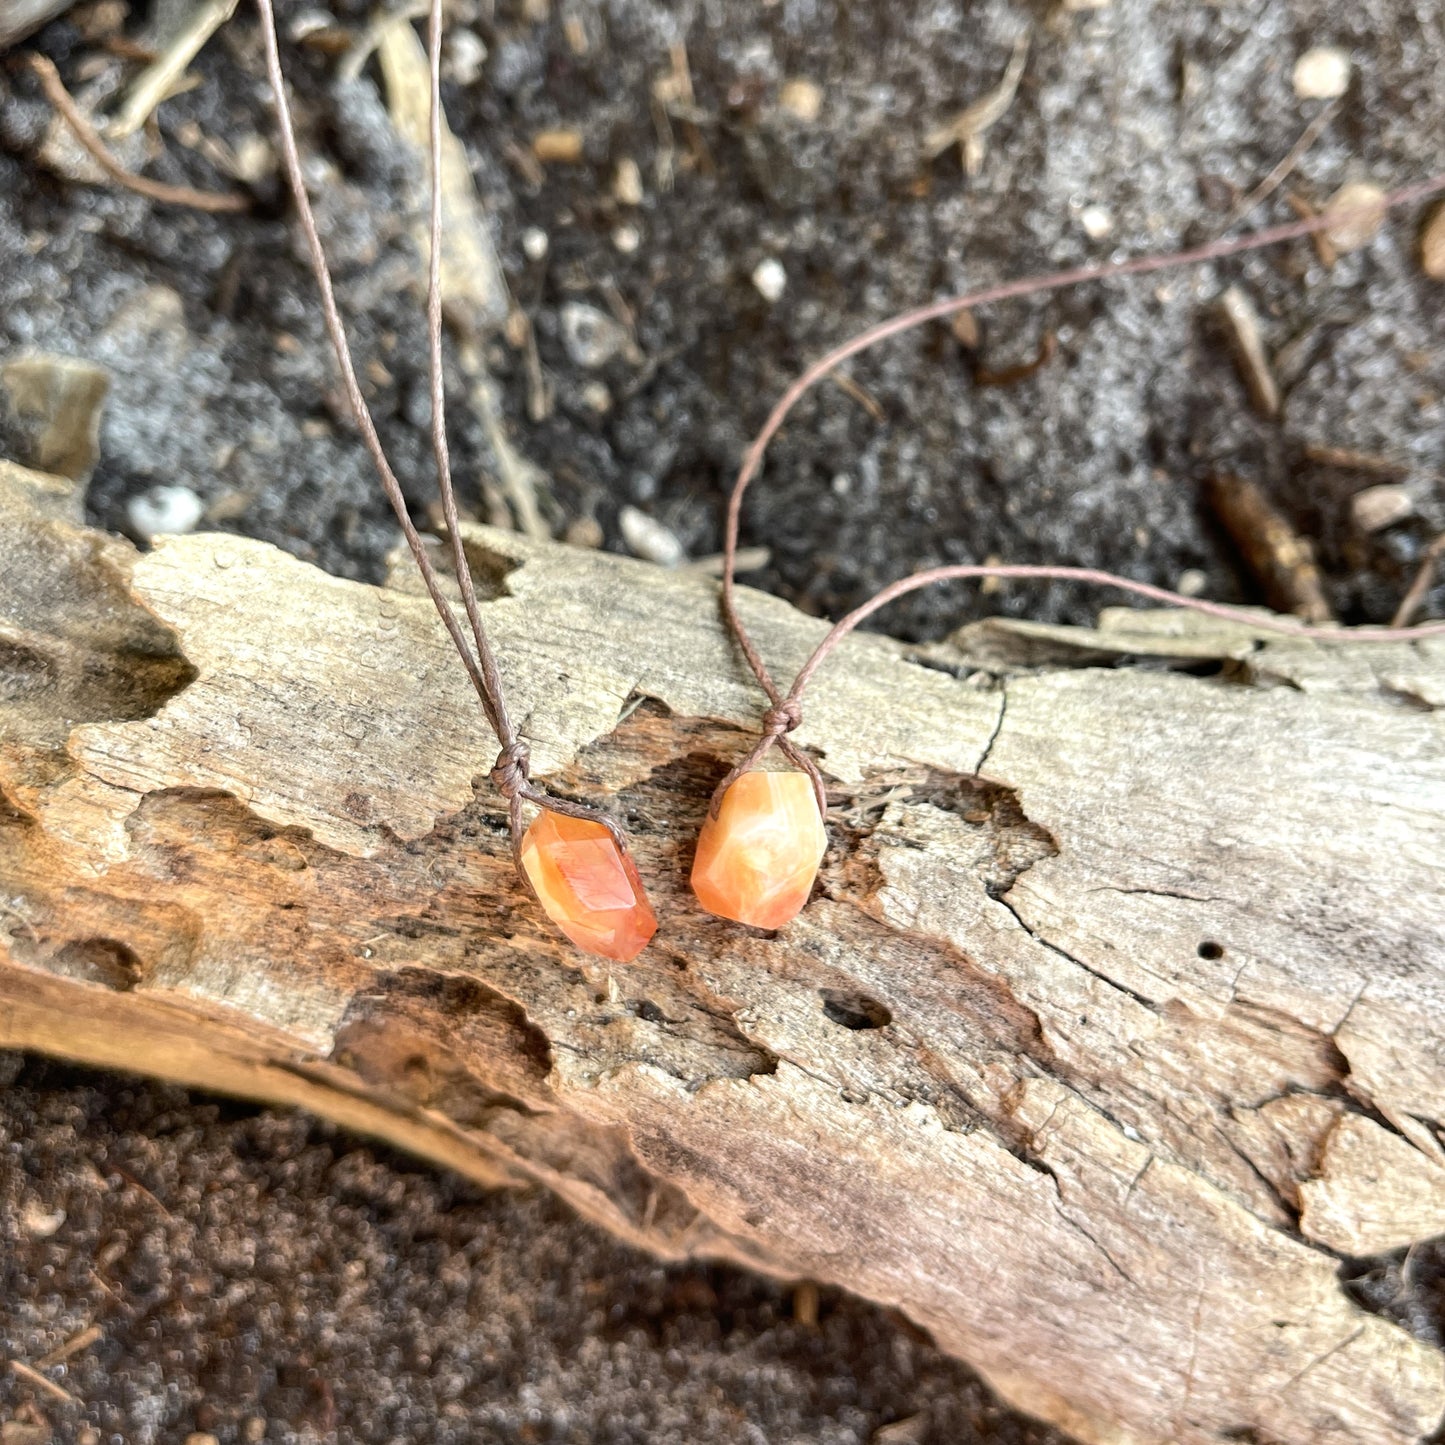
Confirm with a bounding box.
[2,462,1444,1445]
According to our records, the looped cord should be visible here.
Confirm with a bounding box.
[715,173,1445,832]
[490,739,532,798]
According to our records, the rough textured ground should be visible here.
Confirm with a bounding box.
[1,0,1443,633]
[0,1053,1072,1445]
[2,0,1445,1440]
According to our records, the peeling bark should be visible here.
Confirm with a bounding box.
[2,460,1444,1445]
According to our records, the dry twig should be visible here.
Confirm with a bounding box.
[1216,285,1280,417]
[111,0,239,138]
[925,32,1029,175]
[1222,99,1342,231]
[34,1326,103,1369]
[1391,533,1445,628]
[8,1358,77,1406]
[1206,474,1333,623]
[27,54,249,213]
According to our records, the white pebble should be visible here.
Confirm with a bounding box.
[128,484,204,541]
[778,78,823,123]
[580,380,612,414]
[559,302,628,368]
[619,505,687,567]
[444,28,488,86]
[21,1202,66,1238]
[752,257,787,303]
[1292,47,1351,100]
[1176,568,1208,598]
[612,223,641,254]
[521,227,549,261]
[1080,205,1114,240]
[1350,484,1413,534]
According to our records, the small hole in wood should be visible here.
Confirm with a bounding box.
[1198,940,1225,960]
[819,989,892,1031]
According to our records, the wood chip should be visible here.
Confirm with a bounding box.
[924,32,1029,174]
[532,129,584,164]
[872,1414,929,1443]
[612,157,643,206]
[0,354,110,483]
[110,0,238,138]
[1206,474,1332,622]
[1216,285,1279,418]
[1420,201,1445,280]
[377,20,510,339]
[949,309,979,349]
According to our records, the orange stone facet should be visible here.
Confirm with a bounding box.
[691,770,826,930]
[519,811,657,962]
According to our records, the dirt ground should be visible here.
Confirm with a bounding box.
[3,0,1445,1439]
[0,1052,1083,1445]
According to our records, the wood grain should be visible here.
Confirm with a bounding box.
[3,459,1444,1445]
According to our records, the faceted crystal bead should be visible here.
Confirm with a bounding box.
[519,810,657,962]
[691,770,826,929]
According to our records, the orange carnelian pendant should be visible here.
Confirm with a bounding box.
[692,770,826,929]
[519,810,658,962]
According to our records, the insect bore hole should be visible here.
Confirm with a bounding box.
[820,989,892,1031]
[1197,940,1225,960]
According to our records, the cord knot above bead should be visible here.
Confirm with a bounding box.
[490,740,532,797]
[762,699,803,737]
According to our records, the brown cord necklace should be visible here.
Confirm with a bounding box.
[693,177,1445,930]
[255,0,657,961]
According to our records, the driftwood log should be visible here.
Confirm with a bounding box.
[3,457,1445,1445]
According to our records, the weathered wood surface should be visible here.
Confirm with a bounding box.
[3,458,1445,1445]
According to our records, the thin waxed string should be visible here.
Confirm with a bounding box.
[257,0,632,863]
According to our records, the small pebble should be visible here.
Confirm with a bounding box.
[521,227,549,262]
[619,506,687,567]
[612,223,641,254]
[230,134,275,186]
[559,303,628,368]
[1292,47,1352,100]
[565,516,603,549]
[21,1201,65,1237]
[1420,202,1445,280]
[444,28,488,86]
[127,484,204,541]
[1176,568,1208,597]
[580,380,612,413]
[1323,181,1386,254]
[1079,205,1114,240]
[752,257,787,303]
[613,157,643,206]
[949,310,979,349]
[779,78,823,123]
[1350,484,1413,534]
